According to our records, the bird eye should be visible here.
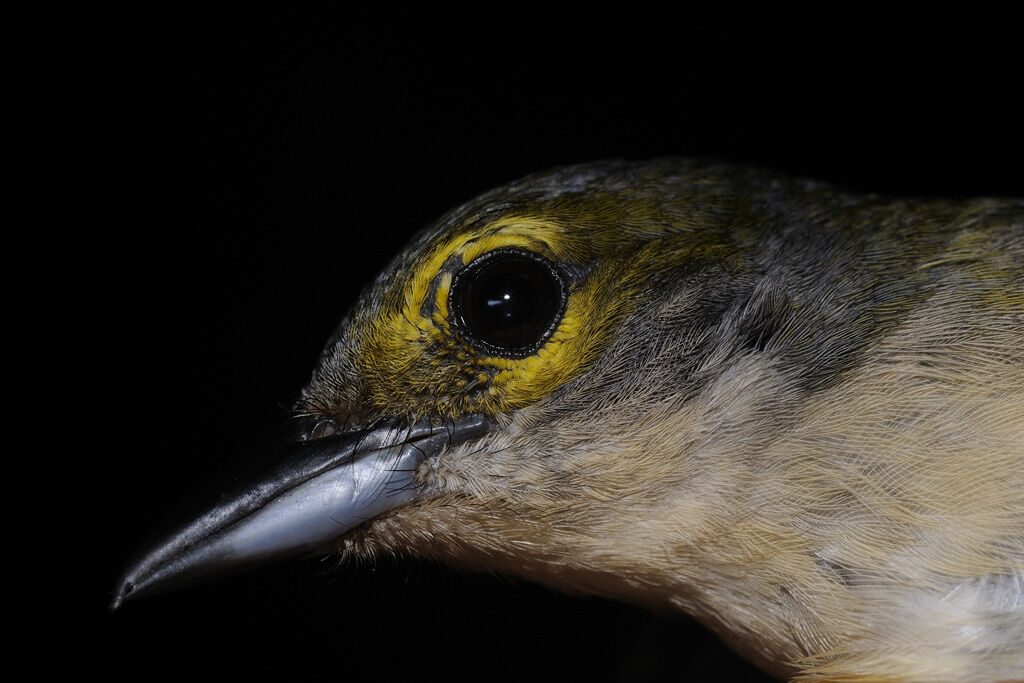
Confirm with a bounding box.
[450,249,567,357]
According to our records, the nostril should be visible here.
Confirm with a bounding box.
[307,418,338,440]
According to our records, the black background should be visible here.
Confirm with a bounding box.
[15,7,1022,681]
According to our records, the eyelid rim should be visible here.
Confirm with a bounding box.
[448,247,570,359]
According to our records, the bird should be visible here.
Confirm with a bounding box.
[113,159,1024,682]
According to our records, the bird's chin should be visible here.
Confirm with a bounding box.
[112,413,490,609]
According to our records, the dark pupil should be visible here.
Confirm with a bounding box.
[459,255,561,353]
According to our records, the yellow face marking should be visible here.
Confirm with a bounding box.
[353,212,714,418]
[456,218,569,264]
[386,217,567,346]
[432,272,452,326]
[356,218,569,413]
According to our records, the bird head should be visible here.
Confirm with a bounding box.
[115,159,780,615]
[294,160,765,600]
[115,159,1024,680]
